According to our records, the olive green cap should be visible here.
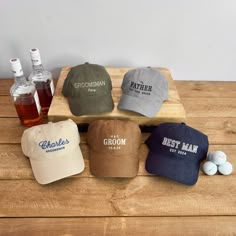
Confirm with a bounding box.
[62,63,114,116]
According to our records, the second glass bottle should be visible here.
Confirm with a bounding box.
[28,48,55,116]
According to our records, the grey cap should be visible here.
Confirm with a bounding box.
[118,67,168,117]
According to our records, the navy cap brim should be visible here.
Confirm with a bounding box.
[145,150,200,185]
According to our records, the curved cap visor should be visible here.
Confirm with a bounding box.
[68,93,114,116]
[118,94,162,118]
[145,151,200,185]
[89,150,139,177]
[30,145,85,184]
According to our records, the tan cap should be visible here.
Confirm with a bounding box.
[21,119,85,184]
[87,120,141,177]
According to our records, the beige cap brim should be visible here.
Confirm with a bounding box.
[30,145,85,184]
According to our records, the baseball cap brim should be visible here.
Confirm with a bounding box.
[30,145,85,184]
[68,93,114,116]
[118,94,163,118]
[145,151,200,185]
[89,150,139,177]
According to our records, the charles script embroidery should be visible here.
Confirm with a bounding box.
[39,138,70,153]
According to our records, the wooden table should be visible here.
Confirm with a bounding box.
[0,79,236,235]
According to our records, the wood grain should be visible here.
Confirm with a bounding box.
[1,117,236,145]
[48,96,186,125]
[183,98,236,117]
[0,217,235,236]
[0,118,149,144]
[0,118,26,144]
[0,79,236,234]
[48,67,186,125]
[0,144,235,180]
[187,117,236,145]
[1,79,236,98]
[0,96,17,117]
[0,175,235,217]
[0,117,50,144]
[0,79,13,95]
[176,81,236,98]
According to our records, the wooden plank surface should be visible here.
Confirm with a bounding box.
[0,118,26,143]
[1,117,236,145]
[0,78,236,235]
[176,81,236,98]
[187,117,236,145]
[0,144,235,180]
[2,79,236,98]
[48,96,186,125]
[183,98,236,117]
[2,79,236,97]
[0,175,235,217]
[0,217,235,236]
[0,79,13,95]
[0,96,17,117]
[48,67,186,125]
[0,118,49,144]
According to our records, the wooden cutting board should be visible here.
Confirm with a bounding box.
[48,67,186,125]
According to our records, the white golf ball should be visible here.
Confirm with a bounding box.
[210,151,227,165]
[202,161,217,176]
[218,162,233,175]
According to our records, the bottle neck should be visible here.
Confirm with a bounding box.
[14,74,27,85]
[32,63,44,72]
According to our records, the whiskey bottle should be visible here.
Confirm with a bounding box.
[28,48,54,116]
[9,58,43,127]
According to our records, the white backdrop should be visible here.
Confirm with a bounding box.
[1,0,236,81]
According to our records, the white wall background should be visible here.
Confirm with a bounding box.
[1,0,236,81]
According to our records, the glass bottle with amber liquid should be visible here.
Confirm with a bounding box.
[28,48,54,116]
[9,58,43,127]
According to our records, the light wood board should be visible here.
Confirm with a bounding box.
[48,67,186,125]
[0,217,236,236]
[0,176,236,217]
[0,79,236,235]
[0,144,235,180]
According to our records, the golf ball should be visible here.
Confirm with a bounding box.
[202,161,217,176]
[218,162,233,175]
[209,151,227,165]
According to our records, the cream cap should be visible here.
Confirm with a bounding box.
[21,119,85,184]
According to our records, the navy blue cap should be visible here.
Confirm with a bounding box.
[145,123,209,185]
